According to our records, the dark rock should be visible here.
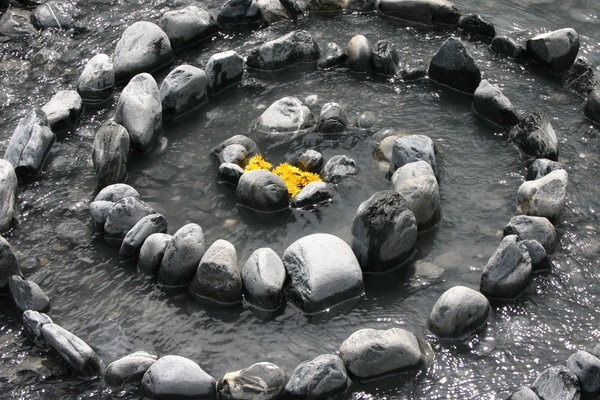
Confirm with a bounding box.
[158,223,206,288]
[567,351,600,396]
[158,6,218,49]
[522,240,551,271]
[0,235,21,293]
[507,387,540,400]
[401,59,427,80]
[458,14,495,38]
[290,181,336,208]
[247,30,320,70]
[516,169,568,221]
[220,144,247,166]
[9,275,50,312]
[104,351,157,388]
[22,310,53,344]
[77,54,114,104]
[375,0,461,26]
[509,113,559,161]
[317,102,348,133]
[104,196,156,242]
[41,90,82,131]
[295,149,323,172]
[218,361,286,400]
[347,0,376,13]
[119,214,168,262]
[219,162,245,185]
[141,355,216,399]
[205,50,244,95]
[428,285,490,338]
[285,354,348,399]
[560,58,598,97]
[491,35,526,59]
[160,65,207,120]
[0,9,37,36]
[42,323,102,378]
[0,159,17,232]
[347,35,371,73]
[526,158,563,181]
[279,0,303,21]
[94,183,139,202]
[472,79,520,127]
[531,365,581,400]
[257,0,290,24]
[504,215,557,253]
[429,37,481,94]
[527,28,580,73]
[32,1,76,29]
[212,135,258,161]
[217,0,261,26]
[241,247,285,310]
[322,155,357,183]
[307,0,346,13]
[138,233,172,277]
[584,89,600,124]
[254,97,315,144]
[92,121,130,189]
[389,134,437,176]
[372,40,400,76]
[317,42,347,69]
[236,169,289,212]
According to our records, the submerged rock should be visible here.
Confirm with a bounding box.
[322,155,357,183]
[104,351,157,388]
[141,355,215,399]
[218,362,286,400]
[317,42,347,69]
[78,54,115,104]
[429,37,481,93]
[242,247,285,310]
[0,159,17,232]
[212,135,259,163]
[401,59,427,80]
[516,169,568,221]
[246,30,320,70]
[389,134,437,176]
[236,169,289,212]
[41,90,82,131]
[159,6,218,49]
[138,233,172,277]
[119,213,168,262]
[376,0,460,26]
[205,50,244,95]
[491,35,526,59]
[158,223,206,288]
[509,113,559,161]
[317,102,348,133]
[504,215,557,253]
[584,89,600,124]
[33,1,76,29]
[104,197,156,242]
[527,28,579,73]
[522,239,551,271]
[347,35,371,73]
[9,275,50,312]
[94,183,139,203]
[42,323,102,378]
[285,354,348,399]
[472,79,520,127]
[219,162,245,185]
[428,286,490,338]
[531,365,581,400]
[92,121,130,189]
[160,64,207,120]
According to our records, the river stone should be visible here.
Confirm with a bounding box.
[90,200,113,227]
[247,30,320,71]
[508,387,540,400]
[347,35,371,73]
[290,181,336,209]
[458,14,495,38]
[351,190,417,273]
[526,158,563,181]
[254,97,315,144]
[104,196,156,242]
[504,215,557,253]
[0,9,37,36]
[317,102,348,133]
[522,240,551,271]
[141,355,216,399]
[119,213,168,262]
[347,0,375,12]
[339,328,425,379]
[560,58,598,97]
[78,54,115,103]
[584,89,600,124]
[205,50,244,95]
[429,37,481,94]
[480,235,532,300]
[567,350,600,395]
[317,42,347,69]
[158,6,218,49]
[389,134,437,176]
[282,233,363,313]
[322,155,357,184]
[41,90,82,131]
[219,163,245,185]
[257,0,290,24]
[307,0,347,13]
[92,121,130,189]
[112,21,173,82]
[372,40,400,76]
[401,59,427,80]
[32,1,76,29]
[158,223,205,287]
[0,235,21,293]
[472,79,520,127]
[527,28,579,73]
[138,233,172,277]
[531,365,581,400]
[217,0,261,26]
[509,113,559,161]
[212,135,259,162]
[491,35,526,59]
[241,247,285,310]
[9,275,50,312]
[236,169,289,212]
[279,0,303,21]
[295,149,323,172]
[285,354,348,399]
[591,345,600,359]
[160,64,207,120]
[375,0,461,26]
[42,323,102,378]
[355,111,378,131]
[218,361,286,400]
[0,159,17,232]
[220,144,247,166]
[94,183,139,202]
[516,169,568,221]
[428,285,490,338]
[104,351,158,388]
[4,109,55,176]
[22,310,53,344]
[390,160,440,229]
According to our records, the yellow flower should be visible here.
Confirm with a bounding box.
[244,154,272,171]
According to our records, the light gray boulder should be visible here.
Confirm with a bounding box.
[347,35,371,73]
[390,160,440,229]
[527,28,579,73]
[94,183,139,203]
[458,14,495,38]
[220,144,247,166]
[509,113,559,161]
[9,275,50,312]
[219,163,245,185]
[22,310,53,344]
[428,285,490,338]
[212,135,259,163]
[317,42,347,69]
[104,351,157,388]
[516,169,568,221]
[531,365,581,400]
[389,134,437,176]
[0,9,37,36]
[375,0,461,26]
[374,131,403,163]
[247,30,320,70]
[92,121,130,189]
[119,213,168,262]
[90,201,114,226]
[112,21,173,82]
[159,6,218,49]
[41,90,82,131]
[254,97,315,144]
[42,323,102,378]
[78,54,115,104]
[322,155,357,184]
[317,102,348,133]
[491,35,526,59]
[138,233,172,277]
[429,37,481,93]
[472,79,520,127]
[32,1,76,29]
[295,149,323,172]
[141,355,216,399]
[371,40,400,76]
[507,387,540,400]
[217,0,261,26]
[0,235,21,293]
[0,159,17,232]
[205,50,244,95]
[285,354,348,399]
[290,181,336,209]
[504,215,557,253]
[104,196,156,242]
[218,361,286,400]
[236,170,289,212]
[257,0,290,24]
[526,158,563,181]
[282,233,363,313]
[584,89,600,124]
[160,65,207,120]
[567,351,600,396]
[158,223,206,288]
[242,247,285,310]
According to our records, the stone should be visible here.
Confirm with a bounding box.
[507,387,540,400]
[472,79,520,127]
[257,0,290,24]
[220,144,247,166]
[504,215,557,253]
[351,190,417,273]
[527,28,579,73]
[0,235,21,293]
[247,30,320,71]
[119,214,168,262]
[480,235,532,300]
[509,113,559,161]
[285,354,348,399]
[279,0,303,21]
[104,197,156,242]
[428,286,490,338]
[567,351,600,395]
[3,109,55,176]
[347,35,371,73]
[40,90,82,131]
[205,50,244,95]
[90,200,114,226]
[375,133,403,163]
[112,21,173,82]
[322,155,357,184]
[218,361,286,400]
[104,351,158,388]
[317,102,348,133]
[138,233,172,277]
[491,35,526,59]
[32,1,76,29]
[236,169,289,212]
[9,275,50,312]
[355,111,378,131]
[77,54,115,104]
[390,160,440,229]
[307,0,347,13]
[219,163,245,185]
[241,247,286,310]
[217,0,261,26]
[317,42,347,69]
[371,40,400,76]
[516,169,568,221]
[92,121,130,189]
[389,134,437,176]
[141,355,215,399]
[22,310,53,343]
[212,135,259,162]
[590,345,600,359]
[94,183,139,203]
[458,14,495,38]
[347,0,376,12]
[290,181,336,209]
[115,73,163,153]
[0,9,37,36]
[254,97,315,144]
[531,365,581,400]
[585,89,600,124]
[522,240,551,271]
[160,64,207,120]
[429,37,481,94]
[560,58,598,97]
[526,158,563,181]
[375,0,461,26]
[0,159,17,232]
[339,328,427,379]
[158,223,206,288]
[159,6,218,49]
[295,149,323,172]
[42,323,102,378]
[401,59,427,80]
[282,233,363,313]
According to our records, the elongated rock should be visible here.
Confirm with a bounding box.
[254,96,315,144]
[504,215,557,253]
[158,223,206,288]
[92,121,130,189]
[9,275,50,312]
[389,134,437,176]
[104,197,156,242]
[0,159,17,232]
[42,323,102,378]
[376,0,461,26]
[119,213,168,262]
[246,30,320,70]
[138,233,172,277]
[0,235,21,293]
[141,355,215,399]
[242,247,286,310]
[104,351,157,388]
[472,79,520,127]
[347,35,371,73]
[22,310,53,344]
[236,169,289,212]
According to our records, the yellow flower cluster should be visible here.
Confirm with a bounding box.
[244,154,322,197]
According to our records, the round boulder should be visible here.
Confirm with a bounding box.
[322,155,357,184]
[317,102,348,133]
[236,169,289,213]
[218,361,286,400]
[290,181,336,209]
[254,96,315,144]
[347,35,371,73]
[160,64,207,120]
[428,285,490,338]
[241,247,286,311]
[9,275,50,312]
[104,351,158,388]
[158,6,218,49]
[217,0,261,26]
[516,169,568,221]
[78,54,114,104]
[527,28,579,73]
[389,134,437,176]
[285,354,348,399]
[141,355,216,399]
[428,37,481,94]
[158,223,206,288]
[567,350,600,396]
[205,50,245,95]
[32,1,76,29]
[104,197,156,243]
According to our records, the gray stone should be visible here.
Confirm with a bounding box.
[509,113,559,161]
[247,30,320,71]
[115,73,163,153]
[219,162,245,185]
[322,155,357,184]
[159,6,218,49]
[480,235,532,300]
[458,14,495,38]
[0,235,21,293]
[104,196,156,242]
[217,0,261,26]
[401,59,427,80]
[375,0,461,26]
[516,169,568,221]
[92,121,130,189]
[78,54,114,103]
[317,102,348,133]
[290,181,335,209]
[212,135,259,162]
[429,37,481,94]
[104,351,157,388]
[507,387,540,400]
[491,35,526,59]
[317,42,347,69]
[218,361,286,400]
[389,134,437,176]
[94,183,139,202]
[347,35,371,73]
[113,21,173,82]
[241,247,285,310]
[279,0,303,21]
[285,354,347,399]
[41,90,82,131]
[527,28,579,73]
[282,233,363,313]
[236,169,289,212]
[158,223,206,288]
[375,133,403,163]
[9,275,50,312]
[90,200,114,226]
[138,233,172,277]
[428,285,490,338]
[205,50,244,95]
[254,97,315,144]
[295,149,323,172]
[567,351,600,395]
[33,1,76,29]
[355,111,378,131]
[390,160,440,229]
[560,58,598,97]
[160,65,207,120]
[351,190,417,273]
[42,323,102,378]
[347,0,376,12]
[141,355,216,399]
[0,9,37,36]
[472,79,520,127]
[371,40,400,76]
[220,144,247,166]
[504,215,557,253]
[526,158,563,181]
[0,159,17,232]
[257,0,290,24]
[531,365,581,400]
[22,310,53,343]
[522,240,551,271]
[119,214,168,262]
[590,345,600,359]
[585,89,600,124]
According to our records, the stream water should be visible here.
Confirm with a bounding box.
[0,0,599,399]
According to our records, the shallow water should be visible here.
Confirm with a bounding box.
[1,0,599,399]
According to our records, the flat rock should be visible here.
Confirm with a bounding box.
[33,1,76,29]
[77,54,115,104]
[458,14,495,38]
[504,215,557,253]
[290,181,335,209]
[375,0,461,26]
[285,354,348,399]
[218,361,285,400]
[0,9,37,36]
[217,0,261,26]
[254,97,315,144]
[526,158,563,181]
[9,275,50,312]
[317,102,348,133]
[205,50,244,95]
[41,90,82,131]
[0,159,17,232]
[317,42,347,69]
[0,235,21,293]
[371,40,400,76]
[428,285,490,338]
[389,134,437,176]
[429,37,481,94]
[141,355,216,399]
[585,89,600,124]
[160,64,207,120]
[104,351,157,388]
[92,120,130,189]
[158,223,206,287]
[242,247,286,310]
[42,323,102,378]
[138,233,172,277]
[246,30,320,70]
[236,169,289,212]
[531,365,581,400]
[509,113,559,161]
[119,213,168,262]
[322,155,357,184]
[472,79,520,127]
[567,350,600,395]
[104,196,156,242]
[516,169,568,221]
[527,28,579,73]
[22,310,53,344]
[347,35,371,73]
[159,6,218,49]
[94,183,139,203]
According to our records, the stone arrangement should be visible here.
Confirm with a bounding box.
[0,0,599,398]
